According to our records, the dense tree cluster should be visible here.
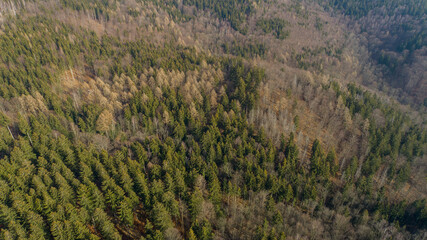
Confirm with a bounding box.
[331,82,426,182]
[182,0,260,34]
[320,0,427,103]
[222,41,267,58]
[256,18,290,40]
[60,0,117,21]
[0,1,426,239]
[293,45,343,71]
[322,0,426,19]
[0,17,78,99]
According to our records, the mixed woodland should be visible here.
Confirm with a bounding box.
[0,0,426,239]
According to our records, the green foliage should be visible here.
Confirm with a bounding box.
[224,58,265,111]
[77,104,103,132]
[93,208,121,240]
[320,0,426,92]
[293,45,342,71]
[321,0,426,19]
[315,17,324,31]
[0,112,10,126]
[222,41,268,58]
[189,188,203,221]
[0,17,78,99]
[182,0,259,33]
[0,8,424,240]
[331,82,426,181]
[152,202,173,231]
[60,0,116,21]
[256,18,290,40]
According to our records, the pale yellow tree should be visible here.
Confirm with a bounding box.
[96,109,115,133]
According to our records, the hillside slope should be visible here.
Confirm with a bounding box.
[0,0,426,239]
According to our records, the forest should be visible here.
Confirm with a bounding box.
[0,0,426,239]
[319,0,427,103]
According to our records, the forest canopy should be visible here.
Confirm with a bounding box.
[0,0,426,239]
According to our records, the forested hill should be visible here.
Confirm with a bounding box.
[0,0,426,239]
[319,0,427,104]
